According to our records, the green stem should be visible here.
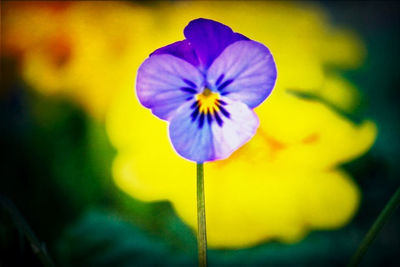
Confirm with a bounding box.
[348,186,400,267]
[0,195,56,267]
[197,162,207,267]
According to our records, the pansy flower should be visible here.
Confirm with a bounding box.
[136,18,277,162]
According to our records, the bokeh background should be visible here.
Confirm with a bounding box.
[1,1,399,266]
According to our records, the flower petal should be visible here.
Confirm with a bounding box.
[184,18,248,70]
[169,97,258,162]
[150,39,199,67]
[207,40,277,108]
[168,100,214,163]
[136,54,204,120]
[211,97,259,160]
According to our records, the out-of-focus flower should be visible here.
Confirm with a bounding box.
[3,1,377,247]
[108,86,376,248]
[2,1,153,119]
[106,2,376,247]
[136,18,277,162]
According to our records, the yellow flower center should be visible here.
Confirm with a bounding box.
[196,88,220,114]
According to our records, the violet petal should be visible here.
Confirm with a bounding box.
[184,18,248,70]
[136,54,203,121]
[151,39,199,67]
[207,40,277,108]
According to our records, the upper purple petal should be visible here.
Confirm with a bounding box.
[184,18,249,70]
[150,39,199,67]
[136,54,204,121]
[206,40,277,108]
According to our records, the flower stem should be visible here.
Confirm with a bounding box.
[197,162,207,267]
[349,186,400,267]
[0,195,56,267]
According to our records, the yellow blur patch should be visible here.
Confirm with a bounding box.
[319,74,361,111]
[107,85,376,248]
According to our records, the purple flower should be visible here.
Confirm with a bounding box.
[136,18,277,162]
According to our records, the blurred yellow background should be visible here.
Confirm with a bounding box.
[2,1,377,248]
